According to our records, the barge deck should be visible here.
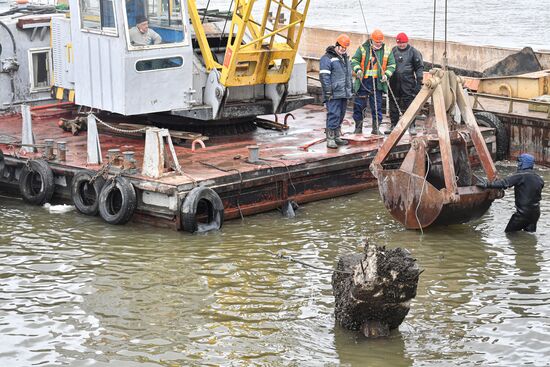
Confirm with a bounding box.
[0,104,497,231]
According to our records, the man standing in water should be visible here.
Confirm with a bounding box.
[388,32,424,135]
[351,29,396,135]
[477,153,544,232]
[319,34,353,149]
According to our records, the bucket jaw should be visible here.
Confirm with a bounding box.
[370,69,503,229]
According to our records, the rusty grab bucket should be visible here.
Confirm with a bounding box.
[377,169,501,229]
[370,69,503,229]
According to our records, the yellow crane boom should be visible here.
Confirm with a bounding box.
[188,0,310,87]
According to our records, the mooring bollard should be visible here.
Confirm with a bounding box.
[44,139,55,160]
[57,141,67,161]
[247,145,260,163]
[122,151,136,172]
[107,148,121,166]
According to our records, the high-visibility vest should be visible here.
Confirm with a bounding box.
[360,45,390,78]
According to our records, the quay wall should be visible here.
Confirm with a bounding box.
[300,27,550,73]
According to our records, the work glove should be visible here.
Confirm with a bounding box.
[324,91,333,102]
[415,81,423,94]
[355,70,364,80]
[380,74,388,83]
[475,178,489,189]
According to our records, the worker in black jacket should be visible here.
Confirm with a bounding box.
[477,153,545,232]
[388,32,423,135]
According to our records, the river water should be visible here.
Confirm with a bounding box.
[197,0,550,51]
[0,162,549,366]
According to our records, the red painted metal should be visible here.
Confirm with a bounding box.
[0,104,393,186]
[30,102,75,111]
[0,101,500,229]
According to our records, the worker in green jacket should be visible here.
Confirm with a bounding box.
[351,29,396,135]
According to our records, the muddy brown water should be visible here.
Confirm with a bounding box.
[0,162,548,366]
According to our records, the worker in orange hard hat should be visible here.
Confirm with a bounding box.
[336,34,351,48]
[351,29,396,135]
[319,34,353,149]
[388,32,424,135]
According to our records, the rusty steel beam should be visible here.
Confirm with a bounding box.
[432,84,458,199]
[370,86,432,177]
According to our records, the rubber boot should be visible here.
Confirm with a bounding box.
[409,122,417,135]
[384,123,396,135]
[326,129,337,149]
[354,119,363,134]
[334,128,349,146]
[371,120,380,135]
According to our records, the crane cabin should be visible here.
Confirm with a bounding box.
[52,0,311,121]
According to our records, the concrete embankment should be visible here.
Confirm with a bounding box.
[299,27,550,73]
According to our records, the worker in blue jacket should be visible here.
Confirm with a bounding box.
[477,153,544,232]
[319,34,353,149]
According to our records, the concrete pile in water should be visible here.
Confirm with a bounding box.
[332,242,421,338]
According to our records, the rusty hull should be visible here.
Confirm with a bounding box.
[470,96,550,166]
[0,104,498,230]
[0,105,394,229]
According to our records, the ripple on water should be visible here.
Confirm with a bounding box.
[0,166,549,365]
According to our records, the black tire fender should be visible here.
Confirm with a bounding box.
[0,149,5,178]
[71,170,106,216]
[474,111,508,161]
[18,159,55,205]
[98,176,137,225]
[181,186,224,233]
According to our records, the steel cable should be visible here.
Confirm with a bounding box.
[356,0,403,122]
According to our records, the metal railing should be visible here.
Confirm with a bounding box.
[470,92,550,119]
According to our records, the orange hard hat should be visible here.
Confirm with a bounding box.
[371,29,384,43]
[336,34,351,48]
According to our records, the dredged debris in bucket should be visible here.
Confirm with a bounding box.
[332,241,422,338]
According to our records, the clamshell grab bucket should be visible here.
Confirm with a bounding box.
[377,169,501,229]
[370,69,503,230]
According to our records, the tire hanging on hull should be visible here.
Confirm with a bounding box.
[474,111,508,161]
[98,176,137,225]
[181,186,224,233]
[18,159,55,205]
[71,170,106,216]
[0,149,5,178]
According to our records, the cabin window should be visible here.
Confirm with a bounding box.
[79,0,117,34]
[126,0,186,49]
[135,56,183,71]
[28,48,51,92]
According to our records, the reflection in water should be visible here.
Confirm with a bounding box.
[333,326,413,367]
[0,165,548,366]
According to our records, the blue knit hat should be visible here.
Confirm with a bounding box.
[517,153,535,170]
